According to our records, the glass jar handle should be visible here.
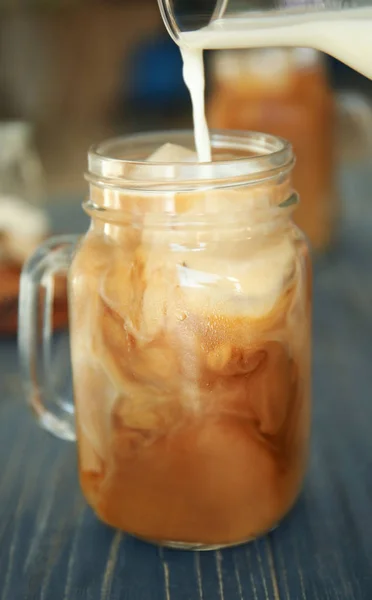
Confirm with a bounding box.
[18,235,78,441]
[336,91,372,161]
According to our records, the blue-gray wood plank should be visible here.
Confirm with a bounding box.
[0,167,372,600]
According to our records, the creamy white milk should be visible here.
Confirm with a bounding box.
[180,47,211,162]
[183,8,372,78]
[180,7,372,162]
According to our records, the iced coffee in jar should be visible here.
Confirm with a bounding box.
[19,131,312,550]
[208,48,337,252]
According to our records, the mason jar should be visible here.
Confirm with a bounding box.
[18,130,312,550]
[208,48,337,253]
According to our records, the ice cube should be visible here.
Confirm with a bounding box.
[149,143,269,177]
[148,143,197,163]
[176,236,296,321]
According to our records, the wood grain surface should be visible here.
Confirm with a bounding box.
[0,168,372,600]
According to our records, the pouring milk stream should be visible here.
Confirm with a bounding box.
[157,3,372,162]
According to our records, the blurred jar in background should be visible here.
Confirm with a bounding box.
[208,48,337,252]
[0,121,66,334]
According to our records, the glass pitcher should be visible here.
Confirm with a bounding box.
[158,0,372,79]
[19,130,311,550]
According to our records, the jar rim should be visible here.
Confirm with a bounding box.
[86,130,294,192]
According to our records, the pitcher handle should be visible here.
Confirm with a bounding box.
[18,235,79,441]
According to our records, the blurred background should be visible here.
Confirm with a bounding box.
[0,0,371,196]
[0,0,372,333]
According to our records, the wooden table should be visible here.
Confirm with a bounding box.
[1,166,372,600]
